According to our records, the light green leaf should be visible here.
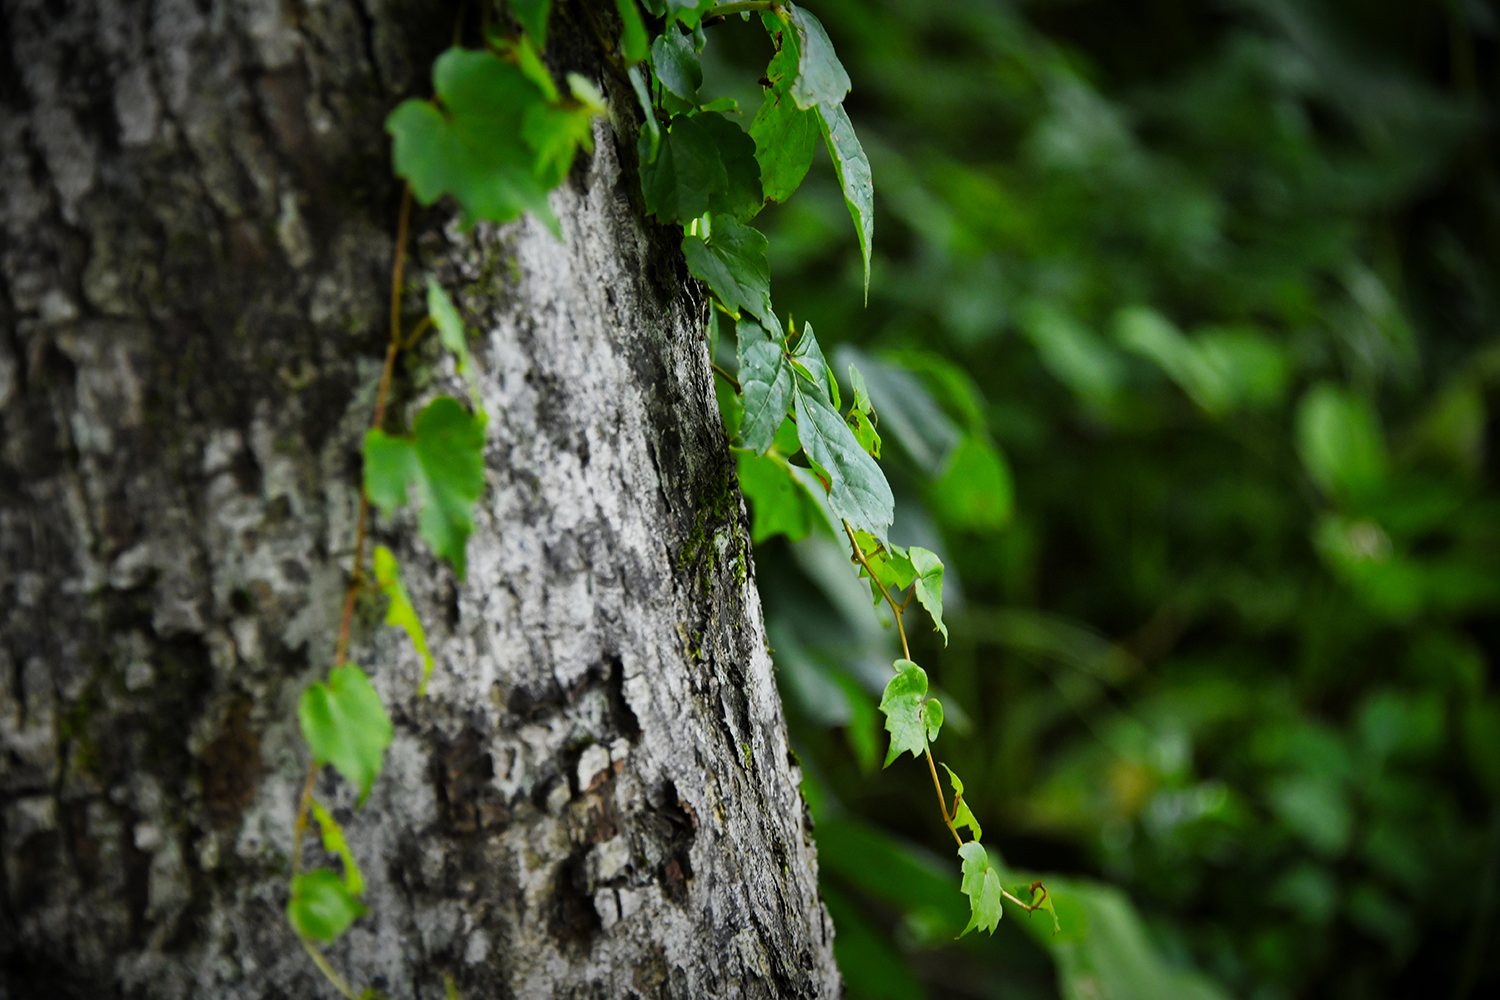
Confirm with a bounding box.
[852,531,914,602]
[736,451,817,544]
[908,546,947,644]
[795,375,894,541]
[364,397,486,579]
[287,868,368,943]
[373,545,433,695]
[650,26,701,105]
[958,842,1003,936]
[931,435,1012,531]
[879,660,929,767]
[387,48,558,234]
[425,279,483,409]
[682,216,772,324]
[749,39,818,202]
[521,74,605,187]
[848,363,872,414]
[615,0,648,65]
[924,696,944,744]
[849,408,881,457]
[639,114,726,224]
[1297,383,1389,501]
[783,3,851,111]
[941,763,982,841]
[696,112,764,219]
[815,102,874,301]
[510,0,550,48]
[298,665,393,805]
[701,96,740,114]
[736,317,791,454]
[310,802,365,897]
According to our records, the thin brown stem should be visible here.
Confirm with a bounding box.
[289,762,319,877]
[842,521,910,660]
[711,362,741,393]
[401,314,433,352]
[926,747,962,848]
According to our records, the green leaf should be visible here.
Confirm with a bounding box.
[683,216,772,324]
[848,363,872,414]
[924,696,944,744]
[815,102,874,301]
[287,868,368,943]
[931,435,1012,531]
[957,842,1003,936]
[299,665,393,804]
[908,546,947,644]
[425,279,483,409]
[736,450,816,543]
[373,545,434,695]
[849,408,881,457]
[750,94,817,204]
[941,763,983,841]
[627,65,659,157]
[795,376,894,542]
[522,74,606,188]
[364,397,486,579]
[387,49,558,234]
[879,660,929,766]
[639,114,726,224]
[615,0,648,65]
[1297,383,1389,501]
[310,802,365,897]
[696,113,764,220]
[852,531,914,602]
[650,26,701,105]
[510,0,550,48]
[782,3,851,111]
[736,317,791,454]
[789,322,836,406]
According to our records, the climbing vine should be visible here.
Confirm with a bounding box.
[283,1,1053,994]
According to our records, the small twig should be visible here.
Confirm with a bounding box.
[401,315,433,352]
[926,747,962,848]
[711,362,741,392]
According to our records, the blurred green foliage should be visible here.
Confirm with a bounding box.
[703,0,1500,997]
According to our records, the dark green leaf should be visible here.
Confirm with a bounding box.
[879,660,929,766]
[909,545,947,644]
[298,666,393,804]
[683,216,773,324]
[651,26,701,105]
[784,3,851,111]
[958,842,1003,936]
[615,0,648,65]
[387,49,558,233]
[639,114,726,224]
[795,377,893,541]
[931,435,1012,531]
[789,322,836,405]
[736,317,791,453]
[815,102,874,301]
[627,65,659,157]
[696,112,764,219]
[750,84,817,202]
[287,868,368,943]
[364,397,486,579]
[1297,383,1389,501]
[373,546,433,695]
[737,450,816,543]
[310,802,365,897]
[510,0,550,48]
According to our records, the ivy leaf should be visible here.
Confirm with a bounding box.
[736,317,791,454]
[815,102,874,301]
[849,363,872,414]
[510,0,550,48]
[298,666,393,805]
[651,26,701,105]
[364,397,486,579]
[697,112,764,220]
[310,802,365,897]
[789,322,836,406]
[373,546,434,695]
[941,763,983,841]
[795,368,892,541]
[736,451,816,544]
[426,279,479,405]
[628,65,660,157]
[908,546,948,645]
[750,39,818,203]
[522,73,606,187]
[639,114,726,224]
[958,842,1004,937]
[781,4,851,111]
[852,531,914,603]
[879,660,929,767]
[287,868,368,943]
[615,0,648,65]
[1021,882,1062,936]
[924,697,944,744]
[387,48,558,234]
[849,408,881,457]
[683,216,773,325]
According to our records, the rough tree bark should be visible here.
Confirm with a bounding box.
[0,0,840,996]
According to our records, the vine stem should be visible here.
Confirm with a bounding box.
[841,521,909,661]
[926,747,962,849]
[290,184,414,987]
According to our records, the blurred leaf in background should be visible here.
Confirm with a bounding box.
[702,0,1500,997]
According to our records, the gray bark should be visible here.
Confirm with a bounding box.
[0,0,840,997]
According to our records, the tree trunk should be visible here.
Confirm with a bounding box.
[0,1,840,997]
